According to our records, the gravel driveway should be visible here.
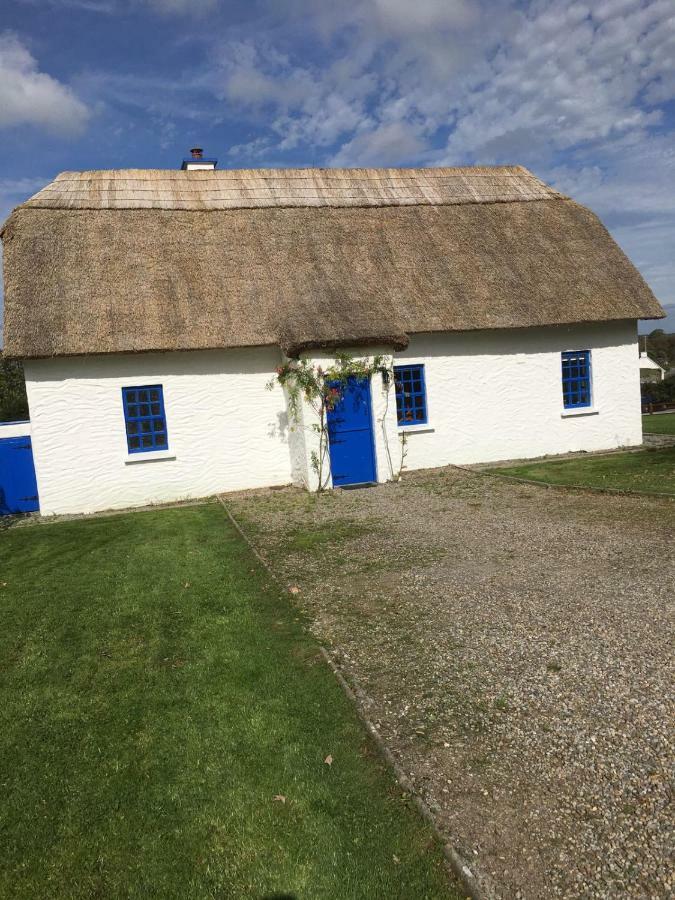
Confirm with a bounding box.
[226,468,674,899]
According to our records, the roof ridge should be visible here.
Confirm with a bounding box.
[19,165,564,212]
[50,164,532,179]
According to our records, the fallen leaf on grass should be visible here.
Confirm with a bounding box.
[393,855,400,864]
[273,795,286,804]
[324,754,333,766]
[288,585,300,594]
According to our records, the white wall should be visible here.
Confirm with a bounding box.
[0,421,31,439]
[24,347,291,515]
[394,319,642,472]
[22,320,642,514]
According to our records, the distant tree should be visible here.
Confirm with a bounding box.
[643,329,675,369]
[0,353,29,422]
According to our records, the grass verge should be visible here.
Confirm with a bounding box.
[0,504,458,899]
[642,412,675,435]
[485,447,675,495]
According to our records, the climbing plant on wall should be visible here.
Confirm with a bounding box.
[268,352,392,491]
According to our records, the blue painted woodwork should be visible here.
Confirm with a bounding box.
[394,364,428,425]
[0,435,40,515]
[122,385,169,453]
[326,377,377,486]
[561,350,592,409]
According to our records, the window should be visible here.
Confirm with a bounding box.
[561,351,592,409]
[122,385,168,453]
[394,364,428,425]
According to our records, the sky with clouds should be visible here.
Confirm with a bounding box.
[1,0,674,335]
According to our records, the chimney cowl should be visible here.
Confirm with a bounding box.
[190,147,203,159]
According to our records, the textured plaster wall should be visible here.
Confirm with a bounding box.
[23,321,642,513]
[24,348,291,515]
[394,320,642,472]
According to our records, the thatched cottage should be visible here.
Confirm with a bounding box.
[1,160,664,515]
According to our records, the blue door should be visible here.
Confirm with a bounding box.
[0,435,40,515]
[326,377,377,486]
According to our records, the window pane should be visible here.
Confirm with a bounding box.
[562,351,591,408]
[394,365,427,424]
[124,385,167,452]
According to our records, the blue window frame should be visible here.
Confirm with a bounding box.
[561,351,592,409]
[122,385,168,453]
[394,364,428,425]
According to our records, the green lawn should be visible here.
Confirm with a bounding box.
[642,412,675,434]
[486,447,675,494]
[0,504,458,899]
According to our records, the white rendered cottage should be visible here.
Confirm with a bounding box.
[638,351,666,383]
[1,162,664,515]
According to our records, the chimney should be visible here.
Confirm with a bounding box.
[181,147,217,171]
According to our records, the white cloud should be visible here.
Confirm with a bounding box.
[370,0,480,33]
[222,0,674,172]
[216,40,375,151]
[330,120,427,166]
[143,0,217,14]
[17,0,116,11]
[0,33,90,135]
[440,0,675,164]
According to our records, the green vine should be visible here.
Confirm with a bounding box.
[268,352,391,491]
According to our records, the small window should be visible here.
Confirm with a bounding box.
[561,351,592,409]
[122,385,169,453]
[394,364,428,425]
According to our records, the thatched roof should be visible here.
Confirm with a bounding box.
[1,166,664,359]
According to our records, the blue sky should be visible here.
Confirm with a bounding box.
[1,0,674,334]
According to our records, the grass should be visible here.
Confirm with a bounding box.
[642,411,675,434]
[485,447,675,494]
[0,504,458,899]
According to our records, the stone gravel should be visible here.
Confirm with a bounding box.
[226,468,674,899]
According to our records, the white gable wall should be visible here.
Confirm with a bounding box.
[394,319,641,472]
[24,347,291,515]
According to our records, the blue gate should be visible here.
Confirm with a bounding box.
[326,377,377,487]
[0,434,40,515]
